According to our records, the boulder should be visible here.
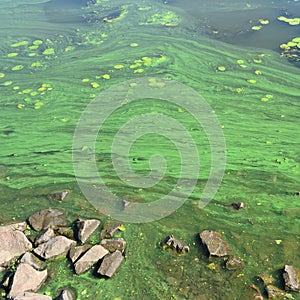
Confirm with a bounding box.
[199,230,231,257]
[49,191,69,201]
[28,209,68,231]
[283,265,300,291]
[225,257,243,270]
[161,235,189,254]
[34,228,55,246]
[56,289,75,300]
[34,236,76,260]
[8,263,48,298]
[10,292,52,300]
[0,231,32,266]
[100,238,126,253]
[0,222,27,233]
[20,252,47,271]
[97,250,124,278]
[265,285,288,299]
[55,227,74,240]
[74,245,108,275]
[69,245,91,263]
[75,218,100,243]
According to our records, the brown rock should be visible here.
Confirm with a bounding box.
[34,236,76,260]
[0,231,32,266]
[225,257,243,270]
[265,285,287,299]
[28,209,68,231]
[97,250,124,278]
[10,292,52,299]
[8,263,48,298]
[199,230,231,257]
[69,244,91,263]
[100,222,121,239]
[283,265,300,291]
[100,238,126,253]
[161,235,189,254]
[74,245,108,275]
[75,218,100,243]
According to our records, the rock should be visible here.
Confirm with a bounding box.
[258,274,275,286]
[100,222,121,239]
[28,209,68,231]
[68,244,91,263]
[8,263,48,298]
[49,191,69,201]
[265,285,288,299]
[122,199,131,209]
[34,236,76,260]
[74,245,108,275]
[161,235,189,254]
[0,231,32,266]
[199,230,231,257]
[97,250,124,278]
[75,218,100,243]
[56,289,75,300]
[0,222,27,233]
[34,228,55,246]
[225,257,243,270]
[283,265,300,291]
[10,292,52,299]
[231,202,246,210]
[55,227,74,240]
[20,252,47,271]
[100,238,126,253]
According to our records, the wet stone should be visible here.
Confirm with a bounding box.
[20,252,47,271]
[69,244,91,263]
[34,228,55,246]
[74,245,108,275]
[8,263,48,298]
[97,250,124,278]
[100,238,126,253]
[161,235,189,254]
[199,230,231,257]
[75,218,100,243]
[28,209,68,231]
[34,236,76,260]
[225,257,243,270]
[10,292,52,300]
[0,231,32,266]
[283,265,300,291]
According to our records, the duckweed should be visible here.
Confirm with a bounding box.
[34,101,44,109]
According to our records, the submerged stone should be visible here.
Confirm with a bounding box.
[161,235,189,254]
[199,230,231,257]
[225,257,243,270]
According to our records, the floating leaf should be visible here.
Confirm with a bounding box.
[217,66,226,71]
[114,64,124,69]
[42,48,55,55]
[0,73,5,78]
[254,70,262,75]
[247,79,257,84]
[7,53,18,57]
[82,78,90,83]
[102,74,110,79]
[11,65,24,71]
[91,82,100,88]
[10,41,29,47]
[2,81,13,86]
[17,104,25,109]
[133,68,144,73]
[33,40,43,45]
[259,19,269,25]
[130,43,139,47]
[251,25,262,31]
[237,59,244,64]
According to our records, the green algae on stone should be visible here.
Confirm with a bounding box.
[141,11,179,27]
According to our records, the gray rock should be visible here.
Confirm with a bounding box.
[34,228,55,246]
[0,222,27,233]
[0,231,32,266]
[56,289,75,300]
[75,218,100,243]
[100,238,126,253]
[8,263,48,298]
[161,235,189,254]
[55,227,74,240]
[69,244,91,263]
[20,252,47,271]
[97,250,124,278]
[74,245,108,275]
[225,257,243,270]
[28,209,68,231]
[199,230,231,257]
[34,236,76,260]
[283,265,300,291]
[10,292,52,300]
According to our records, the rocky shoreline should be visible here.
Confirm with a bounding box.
[0,193,299,299]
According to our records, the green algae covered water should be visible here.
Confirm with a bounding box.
[0,0,300,299]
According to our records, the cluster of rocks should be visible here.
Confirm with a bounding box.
[0,207,126,299]
[161,230,300,299]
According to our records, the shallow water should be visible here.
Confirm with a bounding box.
[0,0,300,299]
